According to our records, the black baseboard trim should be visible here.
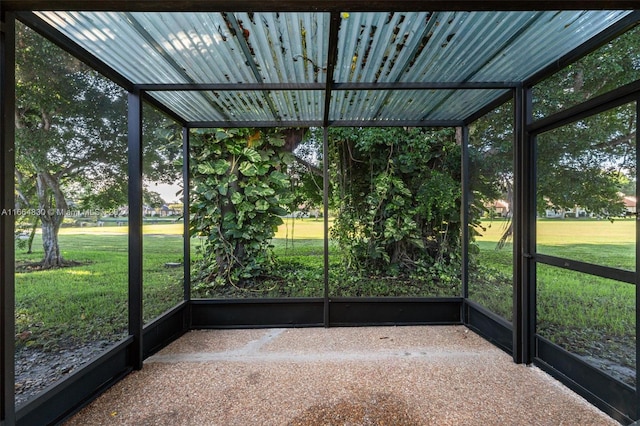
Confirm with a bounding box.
[189,297,463,328]
[328,297,462,326]
[16,337,133,426]
[535,336,635,424]
[463,300,513,355]
[143,302,189,358]
[191,298,325,328]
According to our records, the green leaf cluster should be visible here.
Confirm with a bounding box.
[329,127,462,288]
[189,129,295,290]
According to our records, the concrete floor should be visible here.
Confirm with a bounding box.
[65,326,618,425]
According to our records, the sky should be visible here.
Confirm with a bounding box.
[147,182,183,204]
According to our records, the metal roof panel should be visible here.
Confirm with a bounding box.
[33,10,636,124]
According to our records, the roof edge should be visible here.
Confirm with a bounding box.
[4,1,640,12]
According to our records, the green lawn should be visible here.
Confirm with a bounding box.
[473,218,635,325]
[472,217,635,385]
[15,229,184,351]
[14,217,637,385]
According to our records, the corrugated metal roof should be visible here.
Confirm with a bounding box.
[33,10,635,126]
[149,89,325,123]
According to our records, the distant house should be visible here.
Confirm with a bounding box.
[545,206,587,218]
[623,195,637,216]
[487,200,510,217]
[544,194,636,218]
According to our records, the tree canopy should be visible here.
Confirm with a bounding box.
[15,23,181,267]
[470,25,640,236]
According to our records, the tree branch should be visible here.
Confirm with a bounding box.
[293,155,322,177]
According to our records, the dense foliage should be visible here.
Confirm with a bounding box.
[328,127,462,292]
[189,128,297,292]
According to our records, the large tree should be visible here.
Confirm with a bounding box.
[328,127,462,287]
[15,23,179,268]
[469,25,640,243]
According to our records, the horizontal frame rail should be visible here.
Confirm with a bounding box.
[535,253,635,285]
[137,81,518,91]
[186,119,465,128]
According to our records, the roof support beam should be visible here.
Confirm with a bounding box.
[136,81,519,91]
[6,1,640,12]
[188,120,325,128]
[328,119,464,127]
[186,119,463,128]
[138,83,326,91]
[323,12,341,126]
[334,82,519,90]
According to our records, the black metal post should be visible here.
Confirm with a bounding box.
[128,91,144,370]
[460,126,470,305]
[182,127,191,303]
[459,124,470,325]
[323,127,330,327]
[513,85,535,364]
[635,97,640,421]
[0,12,16,426]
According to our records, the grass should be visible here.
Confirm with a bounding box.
[15,229,184,351]
[472,217,636,385]
[14,216,637,385]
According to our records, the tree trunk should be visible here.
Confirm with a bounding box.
[27,217,39,254]
[36,172,67,268]
[41,219,63,267]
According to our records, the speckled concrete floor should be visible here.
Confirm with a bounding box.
[65,326,618,425]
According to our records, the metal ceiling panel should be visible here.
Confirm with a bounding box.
[35,12,190,83]
[268,90,326,121]
[335,11,632,84]
[401,11,543,83]
[128,12,259,84]
[149,90,325,122]
[232,12,329,83]
[330,89,508,122]
[330,90,388,121]
[333,12,434,83]
[36,11,329,85]
[471,10,633,82]
[147,91,229,122]
[420,89,510,120]
[33,10,636,124]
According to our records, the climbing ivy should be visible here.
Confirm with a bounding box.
[189,128,295,292]
[329,127,462,293]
